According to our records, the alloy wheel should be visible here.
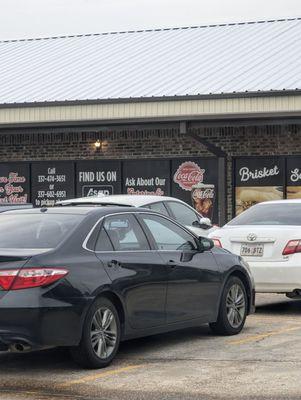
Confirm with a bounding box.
[90,307,117,359]
[226,283,246,329]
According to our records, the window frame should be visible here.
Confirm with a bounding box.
[94,223,114,252]
[83,211,200,253]
[92,212,152,253]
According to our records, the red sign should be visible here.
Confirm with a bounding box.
[173,161,205,191]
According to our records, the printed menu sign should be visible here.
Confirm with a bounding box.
[0,163,30,204]
[31,162,75,207]
[76,161,122,197]
[171,158,219,222]
[234,157,284,215]
[286,157,301,199]
[123,160,170,196]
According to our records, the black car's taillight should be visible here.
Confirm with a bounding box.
[0,268,69,291]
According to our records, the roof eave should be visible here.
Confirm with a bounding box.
[0,89,300,109]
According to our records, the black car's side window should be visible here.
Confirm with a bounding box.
[95,228,114,252]
[102,214,150,251]
[140,214,197,251]
[165,201,199,226]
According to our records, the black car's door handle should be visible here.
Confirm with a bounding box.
[107,260,121,268]
[167,260,177,268]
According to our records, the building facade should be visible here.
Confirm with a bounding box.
[0,18,300,224]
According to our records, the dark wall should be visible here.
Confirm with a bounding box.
[0,124,300,220]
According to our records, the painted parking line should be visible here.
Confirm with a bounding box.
[229,326,301,345]
[58,364,142,388]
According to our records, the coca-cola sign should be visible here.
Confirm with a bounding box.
[192,187,215,200]
[173,161,205,191]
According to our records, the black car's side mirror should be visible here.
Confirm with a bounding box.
[198,237,214,252]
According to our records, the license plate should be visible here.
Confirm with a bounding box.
[240,243,264,257]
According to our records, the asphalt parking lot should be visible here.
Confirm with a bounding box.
[0,294,301,400]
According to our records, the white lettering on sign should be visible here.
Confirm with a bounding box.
[79,172,95,182]
[79,171,117,183]
[290,168,301,183]
[125,177,166,187]
[239,166,279,182]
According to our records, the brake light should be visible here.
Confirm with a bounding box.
[0,270,18,290]
[282,240,301,256]
[0,268,68,291]
[212,238,222,248]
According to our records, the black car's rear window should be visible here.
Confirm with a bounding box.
[0,213,84,249]
[228,203,301,226]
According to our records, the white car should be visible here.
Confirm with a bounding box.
[58,194,217,237]
[209,199,301,297]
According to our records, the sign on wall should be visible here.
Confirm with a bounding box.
[123,160,170,196]
[31,162,75,207]
[76,161,122,197]
[286,157,301,199]
[0,163,30,204]
[171,158,219,222]
[234,157,284,215]
[0,158,220,223]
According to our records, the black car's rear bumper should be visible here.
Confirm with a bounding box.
[0,307,82,350]
[0,293,91,351]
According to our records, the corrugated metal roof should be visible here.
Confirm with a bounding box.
[0,18,300,105]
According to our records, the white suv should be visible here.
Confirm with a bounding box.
[58,195,217,237]
[209,199,301,297]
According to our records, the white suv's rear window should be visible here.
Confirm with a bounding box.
[228,204,301,226]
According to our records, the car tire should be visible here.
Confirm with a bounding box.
[70,297,121,369]
[209,276,247,336]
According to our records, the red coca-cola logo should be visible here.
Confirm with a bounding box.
[173,162,205,191]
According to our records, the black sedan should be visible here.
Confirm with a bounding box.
[0,206,255,368]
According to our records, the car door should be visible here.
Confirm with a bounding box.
[94,213,168,330]
[164,200,208,235]
[138,213,221,323]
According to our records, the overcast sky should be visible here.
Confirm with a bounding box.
[0,0,300,40]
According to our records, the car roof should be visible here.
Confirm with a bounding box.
[255,199,301,205]
[0,204,33,212]
[58,194,188,207]
[2,206,145,216]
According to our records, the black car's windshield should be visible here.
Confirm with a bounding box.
[228,203,301,226]
[0,213,84,249]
